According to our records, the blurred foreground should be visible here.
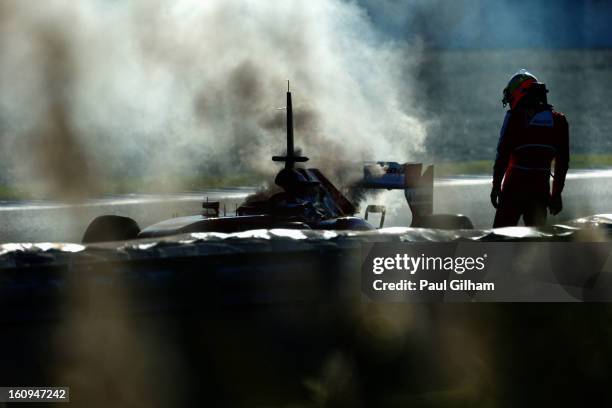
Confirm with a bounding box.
[2,224,612,407]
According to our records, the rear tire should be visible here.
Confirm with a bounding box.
[82,215,141,243]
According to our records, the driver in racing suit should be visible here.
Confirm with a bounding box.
[491,69,570,227]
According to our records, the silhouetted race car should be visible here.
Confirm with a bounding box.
[82,87,472,243]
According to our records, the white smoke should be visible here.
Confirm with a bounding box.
[0,0,427,198]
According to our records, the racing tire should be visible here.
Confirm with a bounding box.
[82,215,141,243]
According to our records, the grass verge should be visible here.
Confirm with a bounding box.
[1,154,611,200]
[434,153,612,177]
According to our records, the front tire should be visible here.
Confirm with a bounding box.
[82,215,141,243]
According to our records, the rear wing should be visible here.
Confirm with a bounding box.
[357,162,434,219]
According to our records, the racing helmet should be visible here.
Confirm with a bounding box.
[502,69,539,109]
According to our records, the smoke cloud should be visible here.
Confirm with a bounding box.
[0,0,427,199]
